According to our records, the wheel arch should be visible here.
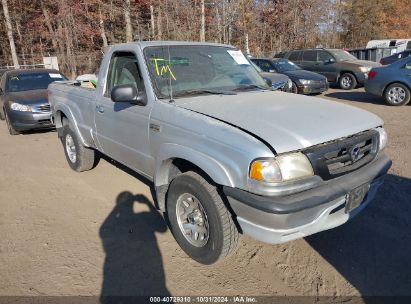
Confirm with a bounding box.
[53,105,87,147]
[153,147,236,211]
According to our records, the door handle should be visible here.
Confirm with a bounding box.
[96,105,104,113]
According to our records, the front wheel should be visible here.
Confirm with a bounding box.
[5,111,19,135]
[0,107,5,121]
[62,126,98,172]
[290,82,298,94]
[384,83,410,106]
[339,73,357,90]
[166,171,239,264]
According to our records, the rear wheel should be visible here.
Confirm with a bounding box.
[62,125,98,172]
[166,171,239,264]
[5,111,19,135]
[384,83,410,106]
[339,73,357,90]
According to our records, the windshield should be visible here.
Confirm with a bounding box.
[144,45,269,98]
[7,72,65,92]
[272,59,301,72]
[330,50,357,61]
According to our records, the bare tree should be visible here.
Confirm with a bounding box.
[1,0,19,68]
[124,0,133,42]
[200,0,205,42]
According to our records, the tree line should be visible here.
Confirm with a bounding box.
[1,0,410,78]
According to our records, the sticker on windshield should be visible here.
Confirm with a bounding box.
[151,58,177,81]
[49,73,62,78]
[227,50,250,65]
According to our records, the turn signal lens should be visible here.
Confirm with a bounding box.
[250,160,282,183]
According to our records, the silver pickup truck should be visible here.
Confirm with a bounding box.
[48,41,392,264]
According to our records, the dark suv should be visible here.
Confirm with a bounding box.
[281,49,381,90]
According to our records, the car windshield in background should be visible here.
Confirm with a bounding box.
[7,72,65,92]
[272,59,300,72]
[143,45,269,98]
[330,50,358,61]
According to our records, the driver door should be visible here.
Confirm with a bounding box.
[94,51,152,176]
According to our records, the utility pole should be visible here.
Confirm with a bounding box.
[200,0,205,42]
[1,0,19,68]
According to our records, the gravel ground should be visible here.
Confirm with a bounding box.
[0,88,410,299]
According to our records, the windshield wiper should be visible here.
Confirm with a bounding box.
[232,84,270,92]
[173,89,236,97]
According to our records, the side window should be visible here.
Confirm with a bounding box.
[302,51,317,62]
[256,60,273,72]
[105,51,144,96]
[318,51,333,62]
[288,51,302,61]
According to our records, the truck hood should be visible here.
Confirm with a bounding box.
[176,91,383,154]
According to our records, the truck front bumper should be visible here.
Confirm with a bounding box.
[223,153,391,244]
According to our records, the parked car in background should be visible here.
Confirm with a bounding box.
[0,69,66,135]
[48,41,391,264]
[250,60,292,92]
[251,58,328,94]
[380,50,411,65]
[281,48,381,90]
[365,56,411,106]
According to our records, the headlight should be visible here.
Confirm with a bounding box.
[377,127,387,150]
[299,79,312,85]
[250,152,314,183]
[10,102,32,112]
[360,66,371,73]
[272,81,286,90]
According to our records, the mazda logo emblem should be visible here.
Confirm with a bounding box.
[350,146,361,162]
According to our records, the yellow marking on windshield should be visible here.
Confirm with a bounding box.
[151,58,177,81]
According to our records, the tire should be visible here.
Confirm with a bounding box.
[61,125,98,172]
[4,111,19,135]
[384,83,410,106]
[339,73,357,90]
[166,171,239,264]
[291,81,298,94]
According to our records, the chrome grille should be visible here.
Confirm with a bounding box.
[304,130,379,180]
[33,104,51,113]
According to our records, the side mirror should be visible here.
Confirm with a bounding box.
[111,84,146,106]
[263,77,272,87]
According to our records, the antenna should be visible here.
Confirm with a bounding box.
[167,45,174,103]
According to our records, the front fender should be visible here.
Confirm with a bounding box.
[154,143,236,188]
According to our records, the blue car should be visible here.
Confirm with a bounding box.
[365,56,411,106]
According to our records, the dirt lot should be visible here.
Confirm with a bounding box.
[0,88,410,298]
